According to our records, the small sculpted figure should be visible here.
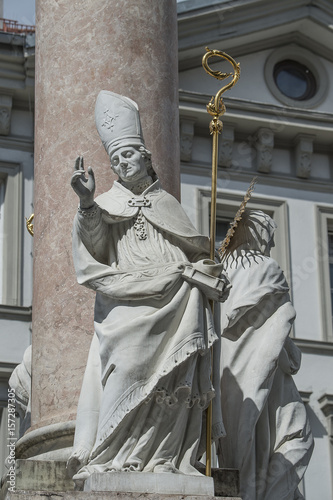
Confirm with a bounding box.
[68,91,229,487]
[8,345,31,435]
[218,209,314,500]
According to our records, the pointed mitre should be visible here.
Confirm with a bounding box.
[95,91,146,157]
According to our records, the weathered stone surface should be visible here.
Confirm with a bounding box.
[211,468,239,497]
[195,464,239,497]
[15,459,74,492]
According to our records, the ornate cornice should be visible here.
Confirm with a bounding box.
[181,162,333,194]
[179,92,333,147]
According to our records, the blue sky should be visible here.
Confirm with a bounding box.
[4,0,35,26]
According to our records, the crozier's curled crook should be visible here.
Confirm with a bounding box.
[202,47,240,118]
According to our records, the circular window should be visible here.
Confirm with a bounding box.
[273,60,316,101]
[264,46,328,108]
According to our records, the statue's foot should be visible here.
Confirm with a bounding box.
[66,447,90,477]
[72,467,91,491]
[154,463,181,474]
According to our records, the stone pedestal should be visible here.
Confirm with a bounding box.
[84,472,214,496]
[30,0,179,458]
[0,461,241,500]
[14,459,74,492]
[6,493,242,500]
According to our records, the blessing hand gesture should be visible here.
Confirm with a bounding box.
[71,156,96,209]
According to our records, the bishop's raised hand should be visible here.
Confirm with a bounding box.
[71,156,96,209]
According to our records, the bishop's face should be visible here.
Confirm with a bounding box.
[110,147,148,183]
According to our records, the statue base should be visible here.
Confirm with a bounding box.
[84,472,214,496]
[5,493,242,500]
[1,460,241,499]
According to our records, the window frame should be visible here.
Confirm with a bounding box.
[0,161,22,306]
[316,206,333,342]
[264,45,329,109]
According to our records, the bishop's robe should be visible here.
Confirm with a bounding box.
[71,179,224,477]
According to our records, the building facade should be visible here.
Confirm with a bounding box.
[0,29,34,476]
[178,1,333,498]
[1,1,333,498]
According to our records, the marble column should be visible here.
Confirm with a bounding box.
[27,0,179,456]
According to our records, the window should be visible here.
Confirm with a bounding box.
[329,233,333,331]
[273,60,316,101]
[216,220,231,249]
[264,45,328,109]
[0,162,22,306]
[316,206,333,342]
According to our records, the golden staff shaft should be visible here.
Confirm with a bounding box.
[202,48,240,478]
[209,124,219,261]
[205,375,213,476]
[206,122,220,477]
